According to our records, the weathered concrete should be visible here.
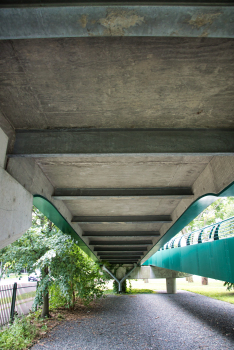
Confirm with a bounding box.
[0,8,233,266]
[0,129,32,248]
[0,38,234,131]
[0,5,233,39]
[166,277,177,294]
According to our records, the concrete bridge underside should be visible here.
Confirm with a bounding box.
[0,1,234,271]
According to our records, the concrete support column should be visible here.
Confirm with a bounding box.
[0,128,33,249]
[166,278,177,294]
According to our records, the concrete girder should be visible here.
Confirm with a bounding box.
[72,215,171,223]
[90,240,152,245]
[53,186,193,199]
[128,266,189,279]
[83,231,160,237]
[0,5,233,39]
[11,129,234,156]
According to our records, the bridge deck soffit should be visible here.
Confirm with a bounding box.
[0,3,233,264]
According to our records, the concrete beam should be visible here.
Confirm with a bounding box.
[90,240,152,245]
[99,256,141,259]
[83,231,160,237]
[72,215,171,223]
[0,5,233,39]
[128,266,189,279]
[94,247,147,251]
[98,251,143,255]
[11,129,234,156]
[53,187,193,199]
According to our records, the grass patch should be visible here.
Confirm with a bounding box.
[180,286,234,304]
[129,288,155,294]
[104,277,234,303]
[104,288,155,295]
[0,316,37,350]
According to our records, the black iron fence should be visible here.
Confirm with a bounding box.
[0,282,37,327]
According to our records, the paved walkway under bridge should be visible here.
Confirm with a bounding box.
[32,291,234,350]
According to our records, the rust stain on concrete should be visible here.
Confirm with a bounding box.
[188,12,221,29]
[80,14,88,29]
[99,10,144,36]
[200,30,209,37]
[170,31,180,36]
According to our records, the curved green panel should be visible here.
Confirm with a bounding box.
[142,181,234,264]
[33,195,98,262]
[143,237,234,284]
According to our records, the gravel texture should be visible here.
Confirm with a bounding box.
[31,291,234,350]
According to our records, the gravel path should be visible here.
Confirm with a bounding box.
[31,291,234,350]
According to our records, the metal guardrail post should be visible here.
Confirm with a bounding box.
[171,238,176,248]
[10,282,17,323]
[178,236,183,247]
[209,225,215,239]
[214,223,220,241]
[186,234,191,246]
[160,216,234,251]
[198,230,203,244]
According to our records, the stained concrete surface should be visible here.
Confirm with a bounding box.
[31,292,234,350]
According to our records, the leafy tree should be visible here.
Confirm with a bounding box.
[0,207,106,317]
[187,197,234,232]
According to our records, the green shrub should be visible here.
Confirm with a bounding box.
[0,316,37,350]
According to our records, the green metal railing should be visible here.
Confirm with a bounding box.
[160,216,234,251]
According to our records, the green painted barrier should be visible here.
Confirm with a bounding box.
[141,181,234,263]
[143,237,234,283]
[33,195,98,262]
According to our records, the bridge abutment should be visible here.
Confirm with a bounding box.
[0,128,32,249]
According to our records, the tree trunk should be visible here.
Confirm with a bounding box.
[41,266,50,318]
[202,277,208,285]
[41,290,49,318]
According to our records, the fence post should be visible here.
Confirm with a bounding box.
[10,282,17,323]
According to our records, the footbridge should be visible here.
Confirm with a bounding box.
[143,216,234,287]
[0,1,234,289]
